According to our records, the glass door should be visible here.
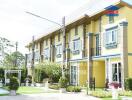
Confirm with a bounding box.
[112,62,121,86]
[71,66,78,85]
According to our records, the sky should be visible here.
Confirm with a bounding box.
[0,0,89,54]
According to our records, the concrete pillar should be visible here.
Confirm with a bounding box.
[105,58,109,80]
[119,21,128,89]
[87,32,93,86]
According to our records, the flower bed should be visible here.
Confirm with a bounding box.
[89,91,112,98]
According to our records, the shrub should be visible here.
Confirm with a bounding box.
[0,67,4,83]
[109,82,119,89]
[21,67,27,83]
[49,84,59,90]
[59,77,68,88]
[119,90,132,96]
[125,78,132,90]
[35,62,61,83]
[8,77,19,91]
[89,91,112,98]
[66,86,81,92]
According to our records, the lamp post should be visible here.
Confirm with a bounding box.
[26,12,66,78]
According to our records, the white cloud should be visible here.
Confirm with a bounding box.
[0,0,89,54]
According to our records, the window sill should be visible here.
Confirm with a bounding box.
[105,42,117,49]
[72,50,80,55]
[56,54,61,58]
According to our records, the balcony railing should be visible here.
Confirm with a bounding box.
[91,47,101,56]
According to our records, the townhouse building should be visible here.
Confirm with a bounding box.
[26,0,132,88]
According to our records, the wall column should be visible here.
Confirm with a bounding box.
[119,21,128,89]
[87,32,93,86]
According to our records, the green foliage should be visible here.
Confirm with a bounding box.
[59,77,68,88]
[0,67,4,80]
[89,91,112,98]
[119,90,132,96]
[66,86,81,92]
[35,62,61,83]
[49,84,59,90]
[3,51,25,68]
[21,67,27,83]
[8,77,19,91]
[125,78,132,90]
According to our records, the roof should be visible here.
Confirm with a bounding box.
[26,0,132,47]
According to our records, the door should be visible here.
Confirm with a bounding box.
[112,62,121,86]
[70,66,78,85]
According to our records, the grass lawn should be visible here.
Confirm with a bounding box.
[3,86,59,94]
[17,86,59,94]
[17,86,44,94]
[84,87,132,99]
[0,94,9,96]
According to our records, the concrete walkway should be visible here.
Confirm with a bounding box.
[0,93,101,100]
[0,88,9,94]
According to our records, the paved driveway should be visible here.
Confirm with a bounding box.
[0,93,101,100]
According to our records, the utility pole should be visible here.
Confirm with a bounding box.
[31,36,35,85]
[62,17,65,78]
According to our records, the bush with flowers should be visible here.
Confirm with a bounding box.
[109,82,119,89]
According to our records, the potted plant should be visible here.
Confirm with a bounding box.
[109,82,119,99]
[59,77,68,93]
[8,77,19,96]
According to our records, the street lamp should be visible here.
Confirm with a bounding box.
[26,12,66,79]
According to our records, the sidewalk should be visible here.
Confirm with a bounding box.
[0,88,9,94]
[0,92,101,100]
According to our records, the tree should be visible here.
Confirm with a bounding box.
[3,51,25,68]
[35,62,62,83]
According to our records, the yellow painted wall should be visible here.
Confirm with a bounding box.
[93,61,105,87]
[125,7,132,53]
[101,6,130,56]
[70,25,83,60]
[54,33,63,62]
[110,57,120,62]
[79,62,87,86]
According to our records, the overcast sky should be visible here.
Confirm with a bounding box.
[0,0,89,54]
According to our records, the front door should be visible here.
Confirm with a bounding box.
[112,62,121,86]
[70,66,78,85]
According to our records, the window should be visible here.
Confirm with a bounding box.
[109,16,114,24]
[73,39,80,51]
[112,63,121,84]
[56,44,62,58]
[75,27,78,36]
[45,39,48,46]
[105,27,118,49]
[44,48,49,59]
[36,43,38,49]
[34,51,39,62]
[72,39,81,54]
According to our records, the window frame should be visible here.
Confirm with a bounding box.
[105,26,118,49]
[109,16,114,24]
[44,48,49,59]
[75,26,78,36]
[56,44,62,58]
